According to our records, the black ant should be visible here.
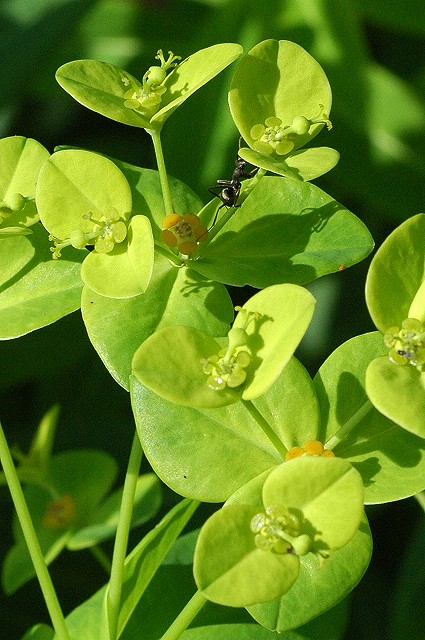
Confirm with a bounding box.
[208,155,251,209]
[208,149,258,228]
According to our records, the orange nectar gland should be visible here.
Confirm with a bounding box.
[42,494,76,529]
[161,213,208,256]
[285,439,335,461]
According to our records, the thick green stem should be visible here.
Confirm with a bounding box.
[0,422,70,640]
[206,168,266,243]
[160,590,208,640]
[325,401,373,450]
[241,400,287,459]
[104,430,144,640]
[148,128,174,216]
[154,241,184,266]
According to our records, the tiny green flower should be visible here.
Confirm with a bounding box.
[250,106,332,158]
[0,192,26,224]
[122,49,181,118]
[201,307,260,391]
[384,317,425,370]
[250,504,311,556]
[49,207,128,259]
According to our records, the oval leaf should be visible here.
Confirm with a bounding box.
[0,136,49,229]
[36,148,132,241]
[194,176,374,288]
[240,284,315,400]
[366,355,425,438]
[262,457,364,551]
[81,215,154,298]
[365,213,425,332]
[229,40,332,156]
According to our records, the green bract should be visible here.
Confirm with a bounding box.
[131,284,315,408]
[0,136,49,230]
[56,44,243,131]
[229,40,338,180]
[365,214,425,437]
[36,149,154,298]
[193,456,364,608]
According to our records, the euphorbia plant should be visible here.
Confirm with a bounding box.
[0,37,423,640]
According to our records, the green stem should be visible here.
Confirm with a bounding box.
[89,544,112,574]
[154,241,184,266]
[206,168,266,243]
[148,128,174,216]
[104,430,144,640]
[0,422,70,640]
[160,590,208,640]
[241,400,287,459]
[325,401,373,450]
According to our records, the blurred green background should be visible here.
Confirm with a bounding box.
[1,0,425,638]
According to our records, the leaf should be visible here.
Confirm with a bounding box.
[262,457,364,551]
[111,498,199,638]
[315,332,425,503]
[81,256,233,390]
[131,284,314,408]
[238,146,340,181]
[49,499,197,640]
[366,356,425,438]
[36,148,132,241]
[67,473,162,550]
[180,625,309,640]
[56,59,153,127]
[81,215,154,298]
[229,40,332,156]
[0,223,84,339]
[131,356,318,502]
[193,504,300,607]
[365,214,425,332]
[20,624,54,640]
[56,44,243,130]
[152,43,243,126]
[193,176,374,288]
[132,325,241,408]
[239,284,315,400]
[0,136,49,229]
[131,357,318,502]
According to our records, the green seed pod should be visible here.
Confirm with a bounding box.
[8,192,26,211]
[70,228,88,249]
[291,116,310,135]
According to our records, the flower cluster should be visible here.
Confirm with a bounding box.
[42,494,76,529]
[0,193,26,225]
[49,207,128,259]
[201,307,260,391]
[161,213,208,256]
[250,504,311,555]
[123,49,180,117]
[285,439,335,461]
[384,317,425,370]
[250,106,332,156]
